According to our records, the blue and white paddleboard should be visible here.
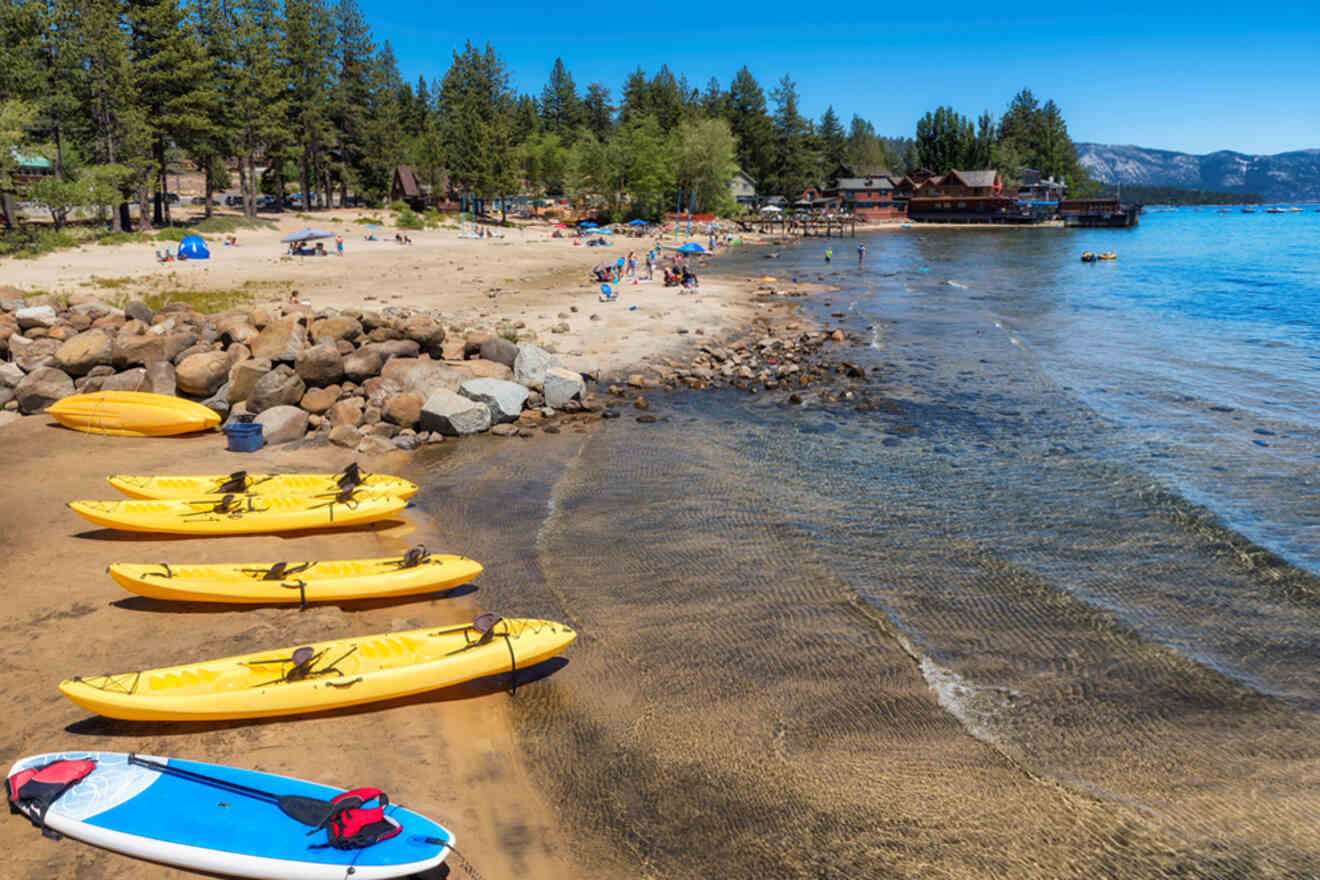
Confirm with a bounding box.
[7,751,453,879]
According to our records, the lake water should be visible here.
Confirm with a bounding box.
[418,208,1320,878]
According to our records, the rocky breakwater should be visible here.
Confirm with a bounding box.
[0,291,605,451]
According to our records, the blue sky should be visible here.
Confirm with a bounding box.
[365,0,1319,156]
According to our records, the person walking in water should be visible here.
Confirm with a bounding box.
[825,247,833,263]
[857,242,865,263]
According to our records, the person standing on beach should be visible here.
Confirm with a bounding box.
[336,235,343,256]
[626,251,637,278]
[646,249,655,279]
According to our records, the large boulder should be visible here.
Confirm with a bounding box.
[401,315,445,353]
[459,378,528,424]
[111,334,165,368]
[382,392,423,427]
[200,382,231,418]
[479,336,518,367]
[343,346,386,383]
[513,343,562,391]
[310,315,363,343]
[175,349,231,397]
[10,335,58,372]
[144,361,176,396]
[15,305,57,330]
[123,300,153,324]
[0,315,18,354]
[365,339,421,360]
[254,405,308,445]
[249,315,308,362]
[227,357,272,403]
[15,366,73,413]
[327,398,364,428]
[543,367,585,409]
[99,368,148,393]
[299,385,340,414]
[381,357,463,398]
[420,389,491,436]
[329,423,362,448]
[247,364,305,413]
[294,342,344,386]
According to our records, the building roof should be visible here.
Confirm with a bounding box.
[11,151,52,169]
[733,168,755,184]
[836,177,895,190]
[947,170,999,188]
[393,165,421,198]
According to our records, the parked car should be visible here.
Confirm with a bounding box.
[224,194,243,207]
[165,192,180,203]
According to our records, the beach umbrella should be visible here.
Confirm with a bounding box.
[676,242,706,254]
[759,205,782,214]
[281,228,334,243]
[597,228,613,235]
[627,219,647,226]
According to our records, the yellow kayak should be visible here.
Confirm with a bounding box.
[60,616,577,721]
[107,547,482,604]
[47,391,220,437]
[69,491,407,535]
[107,464,418,500]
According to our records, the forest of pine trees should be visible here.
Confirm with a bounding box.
[0,0,1097,232]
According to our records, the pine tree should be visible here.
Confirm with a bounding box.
[769,74,817,201]
[284,0,336,210]
[126,0,214,226]
[539,58,581,137]
[230,0,287,217]
[190,0,235,217]
[618,68,649,125]
[726,66,773,187]
[648,65,683,131]
[699,77,726,119]
[330,0,374,205]
[915,106,974,173]
[439,41,516,212]
[818,106,846,180]
[582,83,613,139]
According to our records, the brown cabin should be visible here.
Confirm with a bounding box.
[390,165,425,210]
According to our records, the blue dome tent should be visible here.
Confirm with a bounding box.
[178,234,210,260]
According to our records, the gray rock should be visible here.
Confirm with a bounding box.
[144,361,176,396]
[54,330,114,376]
[294,342,345,386]
[343,346,386,382]
[420,388,492,436]
[247,364,305,413]
[490,423,519,437]
[254,405,308,445]
[401,315,445,353]
[355,435,396,455]
[0,362,24,388]
[15,305,57,330]
[249,315,308,362]
[512,343,562,390]
[15,366,73,413]
[479,336,519,367]
[99,368,149,393]
[227,358,272,403]
[381,357,463,398]
[365,339,421,360]
[175,349,231,396]
[123,300,153,324]
[329,424,362,448]
[392,432,423,450]
[459,377,528,424]
[200,382,231,418]
[543,366,586,409]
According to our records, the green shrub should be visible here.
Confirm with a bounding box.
[396,208,424,230]
[354,215,383,225]
[0,226,79,258]
[422,209,443,229]
[154,227,187,241]
[388,200,408,213]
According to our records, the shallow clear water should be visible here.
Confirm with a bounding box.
[416,210,1320,878]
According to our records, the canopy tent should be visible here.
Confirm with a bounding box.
[596,228,613,235]
[626,219,647,226]
[177,234,209,260]
[281,228,334,243]
[759,205,782,213]
[676,242,706,254]
[578,221,598,228]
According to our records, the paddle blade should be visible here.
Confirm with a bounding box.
[278,794,335,827]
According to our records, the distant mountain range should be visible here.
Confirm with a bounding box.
[1075,143,1320,203]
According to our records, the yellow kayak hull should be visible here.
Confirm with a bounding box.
[108,554,483,603]
[108,472,419,500]
[69,493,407,535]
[47,391,220,437]
[59,618,576,721]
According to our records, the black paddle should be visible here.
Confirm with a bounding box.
[128,754,335,827]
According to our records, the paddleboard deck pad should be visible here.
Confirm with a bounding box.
[6,751,452,879]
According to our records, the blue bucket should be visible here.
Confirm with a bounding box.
[224,421,263,452]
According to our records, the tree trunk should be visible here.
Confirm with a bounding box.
[203,163,214,219]
[137,182,153,232]
[239,159,252,218]
[300,153,311,215]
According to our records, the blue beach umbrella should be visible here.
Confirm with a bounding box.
[597,228,613,235]
[280,228,334,243]
[627,219,647,226]
[676,242,706,254]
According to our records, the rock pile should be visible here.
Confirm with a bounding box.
[0,292,602,452]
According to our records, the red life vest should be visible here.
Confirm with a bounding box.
[316,787,401,850]
[7,758,97,837]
